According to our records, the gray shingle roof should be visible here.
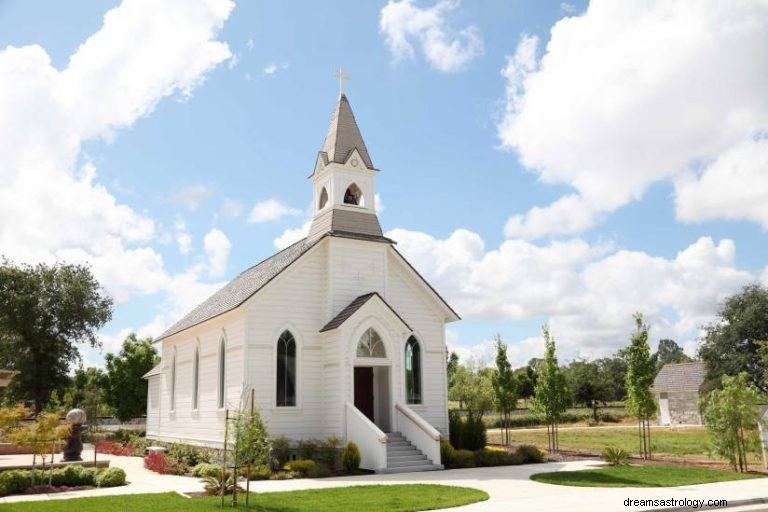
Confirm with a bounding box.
[142,362,163,379]
[320,93,374,169]
[319,292,411,333]
[157,237,321,341]
[652,362,706,393]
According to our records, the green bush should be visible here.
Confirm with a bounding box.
[474,448,523,467]
[128,435,149,455]
[601,447,630,466]
[95,467,126,487]
[449,411,487,451]
[270,436,293,468]
[284,459,317,476]
[297,439,318,461]
[247,465,271,480]
[440,442,457,467]
[166,443,214,467]
[516,444,545,463]
[341,442,361,473]
[0,470,32,496]
[269,470,295,480]
[51,465,97,486]
[453,449,476,468]
[191,463,220,478]
[448,410,463,448]
[317,437,341,470]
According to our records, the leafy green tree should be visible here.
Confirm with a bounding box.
[513,362,537,401]
[565,359,610,421]
[623,313,657,459]
[230,407,271,506]
[446,351,460,389]
[596,356,627,402]
[0,260,113,411]
[760,340,768,389]
[530,325,568,452]
[491,335,518,445]
[700,373,762,472]
[699,284,768,393]
[104,334,158,422]
[654,339,691,371]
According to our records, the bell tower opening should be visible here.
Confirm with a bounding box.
[344,183,363,206]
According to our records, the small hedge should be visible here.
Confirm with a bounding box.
[341,442,361,473]
[192,462,220,478]
[441,443,545,469]
[0,465,125,496]
[449,410,487,451]
[284,459,331,478]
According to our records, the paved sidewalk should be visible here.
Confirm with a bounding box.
[1,452,766,511]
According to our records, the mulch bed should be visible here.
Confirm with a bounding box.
[24,485,95,494]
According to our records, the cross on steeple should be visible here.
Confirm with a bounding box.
[334,68,349,96]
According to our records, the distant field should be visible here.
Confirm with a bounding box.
[489,426,762,464]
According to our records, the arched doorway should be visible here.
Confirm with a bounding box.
[353,327,391,431]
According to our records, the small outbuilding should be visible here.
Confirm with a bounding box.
[651,362,706,426]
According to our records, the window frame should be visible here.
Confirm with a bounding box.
[217,337,226,410]
[356,327,386,358]
[276,330,297,407]
[192,343,200,411]
[404,335,422,405]
[169,346,177,412]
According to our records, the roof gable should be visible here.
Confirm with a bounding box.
[652,362,706,393]
[389,247,460,322]
[320,292,411,333]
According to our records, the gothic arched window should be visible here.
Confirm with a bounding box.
[217,337,226,409]
[405,336,422,404]
[276,331,297,406]
[170,346,177,411]
[318,186,329,210]
[357,328,386,358]
[192,345,200,410]
[344,183,363,206]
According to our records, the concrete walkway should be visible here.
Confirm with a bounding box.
[1,451,766,511]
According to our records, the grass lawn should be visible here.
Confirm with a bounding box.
[530,464,765,488]
[0,485,489,512]
[489,426,762,463]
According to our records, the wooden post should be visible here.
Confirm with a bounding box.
[221,409,229,508]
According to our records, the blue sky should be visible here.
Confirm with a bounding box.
[0,0,766,367]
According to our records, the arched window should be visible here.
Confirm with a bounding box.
[276,331,297,406]
[343,183,363,206]
[405,336,422,404]
[192,345,200,410]
[217,337,226,409]
[170,347,177,411]
[318,186,329,210]
[357,328,386,358]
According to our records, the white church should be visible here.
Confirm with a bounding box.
[144,90,459,473]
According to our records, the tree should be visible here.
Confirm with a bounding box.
[596,356,627,402]
[530,325,568,452]
[105,334,158,422]
[698,284,768,393]
[446,351,459,389]
[700,373,762,472]
[565,359,609,421]
[654,339,691,371]
[491,335,518,445]
[623,313,657,459]
[0,260,113,411]
[514,361,538,401]
[230,407,271,506]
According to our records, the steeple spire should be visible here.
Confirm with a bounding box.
[320,93,374,170]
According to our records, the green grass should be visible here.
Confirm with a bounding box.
[489,426,761,462]
[530,464,764,488]
[0,485,489,512]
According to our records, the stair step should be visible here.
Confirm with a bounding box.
[388,455,428,463]
[380,464,443,474]
[388,459,434,468]
[387,441,412,447]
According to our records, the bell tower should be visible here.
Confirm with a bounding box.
[307,90,384,241]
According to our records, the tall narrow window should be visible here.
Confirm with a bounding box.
[318,186,329,210]
[405,336,422,404]
[343,183,363,206]
[276,331,296,407]
[217,338,226,409]
[357,328,386,358]
[170,347,177,411]
[192,346,200,410]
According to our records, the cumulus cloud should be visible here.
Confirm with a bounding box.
[274,220,311,250]
[498,1,768,236]
[203,228,231,277]
[390,227,753,361]
[248,199,301,223]
[174,184,214,211]
[0,0,234,331]
[379,0,483,72]
[263,62,289,76]
[217,197,245,219]
[174,217,192,255]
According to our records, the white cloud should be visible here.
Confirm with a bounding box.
[228,52,240,70]
[263,62,289,76]
[498,1,768,235]
[504,194,603,239]
[174,217,192,255]
[203,228,231,277]
[218,197,245,219]
[0,0,234,333]
[379,0,483,73]
[174,184,213,211]
[274,220,311,250]
[389,227,753,361]
[248,199,301,223]
[560,3,577,14]
[246,38,255,50]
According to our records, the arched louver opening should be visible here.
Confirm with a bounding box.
[343,183,363,206]
[318,186,329,210]
[276,331,297,406]
[405,336,422,404]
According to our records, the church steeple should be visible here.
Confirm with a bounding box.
[307,91,385,243]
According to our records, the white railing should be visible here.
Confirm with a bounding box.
[395,403,441,466]
[345,402,388,471]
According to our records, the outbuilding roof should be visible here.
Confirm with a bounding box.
[651,362,707,393]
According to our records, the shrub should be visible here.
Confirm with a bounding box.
[317,437,341,470]
[95,467,126,487]
[440,442,457,467]
[601,447,630,466]
[474,447,523,467]
[448,410,463,449]
[270,436,292,467]
[461,414,487,451]
[201,469,239,496]
[516,444,545,464]
[341,442,361,473]
[128,435,149,454]
[191,462,220,478]
[453,449,476,468]
[0,470,32,496]
[269,470,295,480]
[51,465,97,486]
[166,443,213,467]
[297,439,318,461]
[247,465,271,480]
[96,440,136,456]
[143,452,184,475]
[284,459,317,477]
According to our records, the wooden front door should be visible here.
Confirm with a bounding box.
[354,367,375,422]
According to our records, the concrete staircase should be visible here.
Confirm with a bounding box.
[381,432,442,474]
